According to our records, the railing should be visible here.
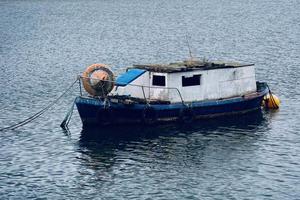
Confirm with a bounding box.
[78,76,185,105]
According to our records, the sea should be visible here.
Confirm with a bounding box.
[0,0,299,199]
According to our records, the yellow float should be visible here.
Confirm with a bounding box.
[263,93,280,109]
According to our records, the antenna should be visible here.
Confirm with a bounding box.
[185,35,193,60]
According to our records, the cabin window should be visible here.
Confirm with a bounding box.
[152,75,166,86]
[182,74,201,87]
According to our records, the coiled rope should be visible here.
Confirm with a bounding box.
[0,79,78,132]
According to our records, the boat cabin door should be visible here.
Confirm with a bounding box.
[150,73,168,101]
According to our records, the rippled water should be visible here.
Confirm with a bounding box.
[0,0,299,199]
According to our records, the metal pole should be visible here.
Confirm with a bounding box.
[175,88,185,105]
[78,76,82,96]
[141,86,149,105]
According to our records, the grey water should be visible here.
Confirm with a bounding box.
[0,0,299,199]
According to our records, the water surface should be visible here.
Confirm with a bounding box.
[0,0,299,199]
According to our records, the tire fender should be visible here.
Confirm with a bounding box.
[142,107,157,125]
[179,107,194,123]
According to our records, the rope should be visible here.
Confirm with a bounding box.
[266,84,279,109]
[0,79,78,132]
[60,99,75,129]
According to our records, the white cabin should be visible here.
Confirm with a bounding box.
[111,60,257,103]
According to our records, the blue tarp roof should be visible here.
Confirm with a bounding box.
[116,69,146,86]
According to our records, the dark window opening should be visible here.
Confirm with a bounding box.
[152,75,166,86]
[182,74,201,87]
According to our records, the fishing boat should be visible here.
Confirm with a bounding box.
[75,59,280,127]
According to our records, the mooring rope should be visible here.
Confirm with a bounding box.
[0,79,78,132]
[266,84,279,109]
[60,99,75,129]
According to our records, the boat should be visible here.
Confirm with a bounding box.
[75,59,280,127]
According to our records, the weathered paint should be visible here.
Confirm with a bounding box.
[149,72,169,100]
[168,66,256,102]
[111,71,150,99]
[75,82,268,127]
[111,65,256,103]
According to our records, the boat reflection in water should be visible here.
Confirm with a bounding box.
[77,110,269,171]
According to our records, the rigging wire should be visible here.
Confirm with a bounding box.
[185,34,194,60]
[0,79,78,132]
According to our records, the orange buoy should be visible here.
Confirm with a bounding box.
[82,63,114,96]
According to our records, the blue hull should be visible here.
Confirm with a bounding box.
[76,83,269,126]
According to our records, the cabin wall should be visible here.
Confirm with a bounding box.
[149,72,169,101]
[111,66,256,103]
[168,66,257,102]
[111,71,150,99]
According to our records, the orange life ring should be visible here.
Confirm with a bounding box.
[82,63,114,96]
